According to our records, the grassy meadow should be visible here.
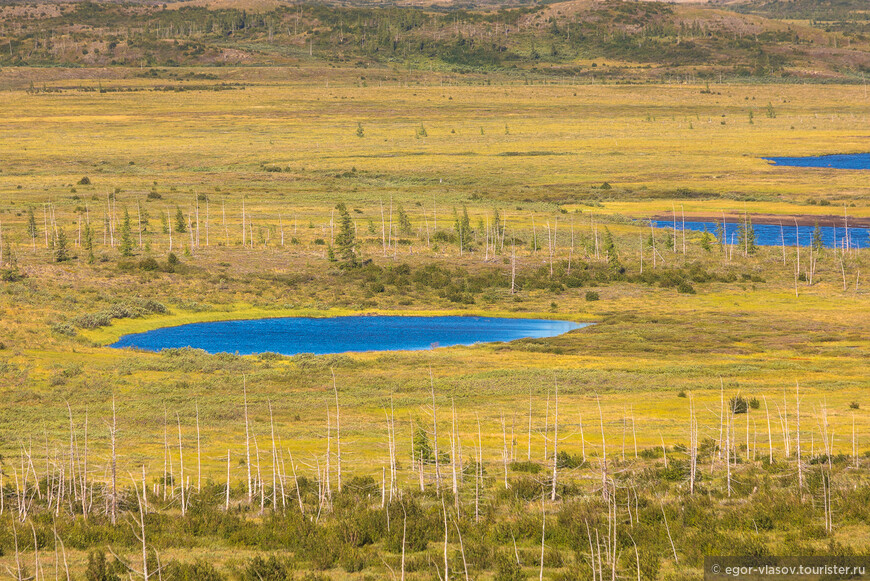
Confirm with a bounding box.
[0,68,869,579]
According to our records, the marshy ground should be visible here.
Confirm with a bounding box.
[0,67,868,578]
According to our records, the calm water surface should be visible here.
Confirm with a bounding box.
[110,315,589,356]
[763,153,870,170]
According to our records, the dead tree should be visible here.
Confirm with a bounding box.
[796,381,803,496]
[196,403,202,492]
[243,377,252,503]
[176,413,185,517]
[332,369,342,494]
[451,398,459,511]
[430,369,442,493]
[550,378,559,502]
[110,396,117,526]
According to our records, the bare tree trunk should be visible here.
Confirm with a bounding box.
[289,450,304,515]
[222,200,228,246]
[137,200,143,248]
[163,409,169,501]
[380,200,387,256]
[332,369,342,494]
[539,490,546,581]
[475,414,481,524]
[527,388,533,461]
[324,407,332,509]
[796,382,803,496]
[501,414,509,490]
[269,401,278,511]
[550,379,559,501]
[764,396,773,463]
[543,390,550,463]
[401,506,407,581]
[597,397,608,499]
[453,512,469,581]
[689,394,696,494]
[660,499,678,564]
[132,466,149,581]
[225,450,231,511]
[244,377,252,503]
[546,220,553,277]
[726,407,731,497]
[196,403,201,492]
[451,398,459,510]
[442,498,449,581]
[110,396,117,526]
[510,241,516,294]
[681,204,686,255]
[430,369,441,493]
[177,413,185,516]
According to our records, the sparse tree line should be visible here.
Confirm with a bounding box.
[0,375,867,579]
[1,197,864,303]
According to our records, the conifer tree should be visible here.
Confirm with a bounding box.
[603,227,622,272]
[812,222,824,253]
[120,207,134,257]
[714,220,725,252]
[83,220,95,263]
[334,202,358,267]
[397,204,412,236]
[454,206,471,251]
[27,208,38,248]
[174,206,187,234]
[55,227,69,262]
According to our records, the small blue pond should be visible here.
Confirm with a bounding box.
[764,153,870,170]
[651,220,869,249]
[110,315,588,356]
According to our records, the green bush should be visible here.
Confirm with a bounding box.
[493,551,525,581]
[730,396,748,415]
[509,460,542,474]
[242,555,293,581]
[85,551,122,581]
[164,559,225,581]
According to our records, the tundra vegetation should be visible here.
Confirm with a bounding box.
[0,0,869,579]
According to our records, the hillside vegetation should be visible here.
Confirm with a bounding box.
[1,0,869,80]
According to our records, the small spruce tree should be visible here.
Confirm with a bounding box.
[397,204,412,236]
[174,206,187,234]
[54,227,69,262]
[27,208,38,247]
[714,220,725,252]
[454,206,472,251]
[812,222,824,253]
[83,220,95,264]
[120,208,134,257]
[334,202,358,268]
[602,227,622,272]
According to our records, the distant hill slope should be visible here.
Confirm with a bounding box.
[0,0,867,80]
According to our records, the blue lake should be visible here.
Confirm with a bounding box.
[110,315,588,356]
[764,153,870,170]
[651,220,869,249]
